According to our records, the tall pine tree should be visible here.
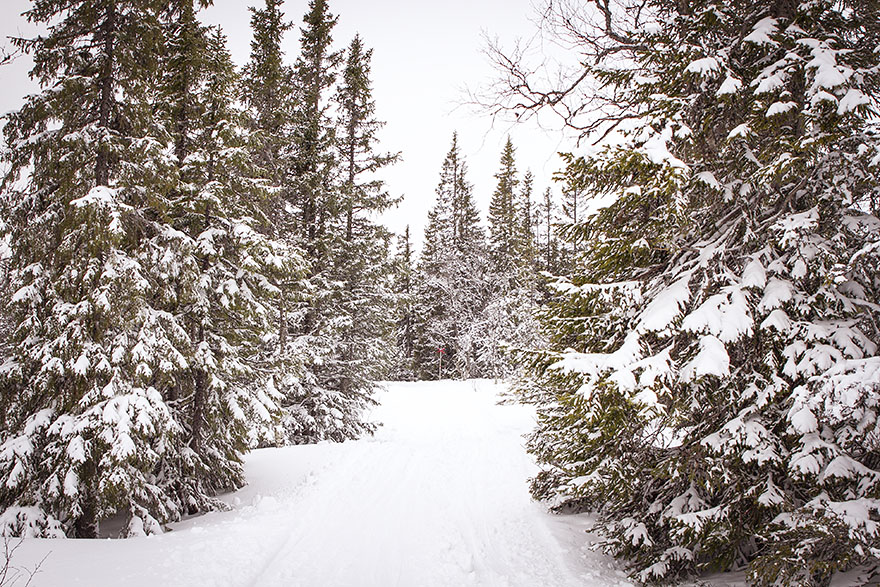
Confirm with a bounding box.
[328,34,399,401]
[536,186,561,276]
[391,226,416,380]
[289,0,339,259]
[477,140,541,378]
[240,0,318,443]
[517,170,538,277]
[241,0,293,235]
[280,0,387,442]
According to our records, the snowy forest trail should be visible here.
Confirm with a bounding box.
[13,381,634,587]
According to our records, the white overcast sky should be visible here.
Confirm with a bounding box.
[0,0,576,251]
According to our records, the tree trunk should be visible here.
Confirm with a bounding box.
[73,501,98,538]
[73,458,99,538]
[94,2,117,187]
[191,366,207,454]
[191,321,207,455]
[279,288,287,354]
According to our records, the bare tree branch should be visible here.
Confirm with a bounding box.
[0,535,49,587]
[469,0,654,143]
[0,45,22,67]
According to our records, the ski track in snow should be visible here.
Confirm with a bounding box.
[13,380,637,587]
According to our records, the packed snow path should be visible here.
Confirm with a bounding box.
[14,380,634,587]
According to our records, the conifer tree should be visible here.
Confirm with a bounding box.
[391,226,416,380]
[478,141,541,378]
[241,0,293,233]
[413,134,488,379]
[0,0,179,538]
[240,0,296,357]
[318,33,399,430]
[497,1,880,583]
[155,3,293,512]
[280,1,389,443]
[488,137,519,278]
[517,170,538,275]
[289,0,339,260]
[0,0,296,539]
[336,35,399,243]
[334,34,399,287]
[536,187,561,275]
[443,134,484,258]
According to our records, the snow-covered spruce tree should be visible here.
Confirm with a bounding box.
[413,185,456,380]
[281,0,340,431]
[0,0,180,538]
[154,3,295,512]
[476,139,541,378]
[492,1,880,584]
[488,137,520,279]
[241,0,293,212]
[471,286,542,380]
[239,0,308,439]
[413,133,489,379]
[518,170,539,276]
[391,226,417,380]
[325,34,399,404]
[280,0,383,443]
[535,186,563,276]
[288,0,339,258]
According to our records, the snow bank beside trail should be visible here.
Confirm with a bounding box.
[10,379,632,587]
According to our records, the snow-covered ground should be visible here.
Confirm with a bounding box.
[4,380,752,586]
[8,380,630,586]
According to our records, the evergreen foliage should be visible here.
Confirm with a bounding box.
[240,0,293,232]
[278,6,394,443]
[479,139,542,378]
[0,0,391,538]
[409,135,544,381]
[517,170,538,277]
[503,1,880,584]
[155,2,293,515]
[330,34,399,398]
[535,186,563,276]
[391,226,417,380]
[239,0,306,442]
[488,137,520,278]
[0,0,186,538]
[289,0,339,256]
[413,134,488,379]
